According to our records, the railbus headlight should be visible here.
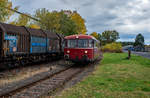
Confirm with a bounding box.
[85,51,88,54]
[67,50,70,53]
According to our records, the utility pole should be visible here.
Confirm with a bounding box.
[126,47,132,59]
[128,50,131,59]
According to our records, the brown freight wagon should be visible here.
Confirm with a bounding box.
[0,22,64,69]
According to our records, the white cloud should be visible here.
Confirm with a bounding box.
[11,0,150,44]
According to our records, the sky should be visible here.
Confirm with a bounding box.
[11,0,150,44]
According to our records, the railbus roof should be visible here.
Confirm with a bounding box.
[65,34,99,42]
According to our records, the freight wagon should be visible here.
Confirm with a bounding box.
[0,22,64,68]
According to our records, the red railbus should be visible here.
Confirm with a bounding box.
[64,34,100,63]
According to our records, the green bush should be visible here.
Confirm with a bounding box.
[101,42,122,53]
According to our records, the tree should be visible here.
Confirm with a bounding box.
[34,8,78,36]
[10,13,42,29]
[134,34,144,46]
[101,30,119,45]
[90,32,99,39]
[0,0,18,22]
[10,14,30,26]
[97,33,103,46]
[34,9,63,31]
[58,11,78,36]
[134,33,145,51]
[71,11,87,34]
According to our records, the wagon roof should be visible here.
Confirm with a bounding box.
[25,28,46,37]
[44,30,59,39]
[0,22,28,35]
[65,34,97,40]
[0,22,60,38]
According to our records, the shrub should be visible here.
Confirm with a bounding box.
[101,42,123,53]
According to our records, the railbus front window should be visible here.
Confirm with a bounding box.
[78,39,88,48]
[67,40,77,48]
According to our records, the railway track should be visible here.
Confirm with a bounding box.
[0,57,102,98]
[0,66,83,98]
[0,59,70,87]
[0,60,72,97]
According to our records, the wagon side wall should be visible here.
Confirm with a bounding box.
[4,32,29,55]
[18,34,30,53]
[30,36,47,53]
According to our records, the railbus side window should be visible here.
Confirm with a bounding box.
[64,40,67,48]
[89,40,94,48]
[94,40,97,48]
[96,42,100,48]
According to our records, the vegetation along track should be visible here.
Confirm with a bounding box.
[0,59,66,86]
[0,57,102,98]
[0,60,72,97]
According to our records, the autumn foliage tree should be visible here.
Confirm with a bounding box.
[101,42,122,53]
[58,11,78,36]
[10,14,30,26]
[34,9,60,31]
[90,30,120,46]
[71,11,87,34]
[0,0,18,22]
[34,9,80,36]
[90,32,99,39]
[10,14,41,29]
[1,5,86,36]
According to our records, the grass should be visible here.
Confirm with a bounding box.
[55,53,150,98]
